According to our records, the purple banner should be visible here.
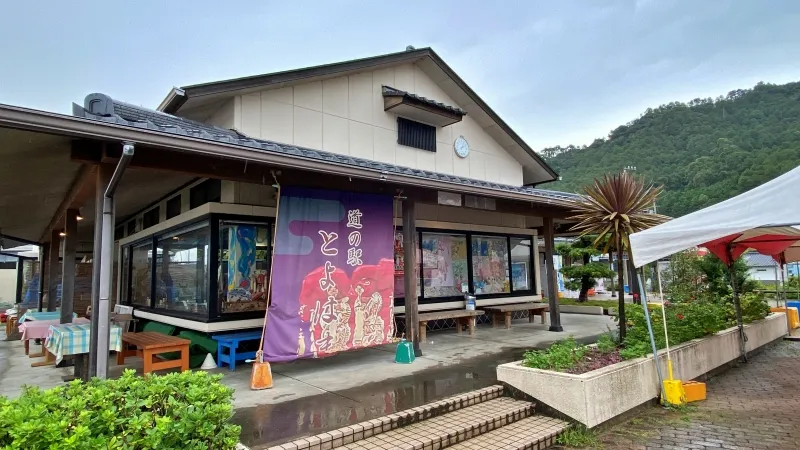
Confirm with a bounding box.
[263,187,395,361]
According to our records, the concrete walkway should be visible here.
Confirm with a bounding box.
[1,314,614,448]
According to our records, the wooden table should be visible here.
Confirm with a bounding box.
[482,303,548,329]
[117,332,190,374]
[399,310,485,342]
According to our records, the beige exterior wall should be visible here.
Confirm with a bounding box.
[231,63,524,186]
[204,99,236,129]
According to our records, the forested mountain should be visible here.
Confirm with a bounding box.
[540,81,800,217]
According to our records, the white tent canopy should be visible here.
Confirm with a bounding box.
[630,165,800,267]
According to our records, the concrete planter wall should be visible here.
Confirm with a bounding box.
[558,305,605,315]
[497,313,786,428]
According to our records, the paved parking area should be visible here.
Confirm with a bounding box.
[591,341,800,450]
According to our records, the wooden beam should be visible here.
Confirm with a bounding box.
[402,199,422,357]
[543,217,563,332]
[60,209,78,324]
[40,164,96,243]
[47,229,60,312]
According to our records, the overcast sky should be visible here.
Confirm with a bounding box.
[2,0,799,150]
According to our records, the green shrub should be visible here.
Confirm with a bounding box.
[522,336,586,371]
[619,302,728,360]
[0,370,241,450]
[595,333,617,354]
[720,292,771,325]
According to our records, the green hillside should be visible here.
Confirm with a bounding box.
[540,81,800,217]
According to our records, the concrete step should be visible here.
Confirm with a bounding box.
[447,415,569,450]
[268,385,505,450]
[338,397,534,449]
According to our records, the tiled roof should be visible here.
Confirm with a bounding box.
[73,93,581,205]
[382,86,467,116]
[743,252,779,267]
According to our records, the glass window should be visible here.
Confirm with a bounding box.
[420,232,469,298]
[510,237,534,292]
[471,235,510,295]
[154,223,210,314]
[393,231,422,299]
[143,207,160,229]
[218,221,271,313]
[166,196,182,219]
[190,179,221,209]
[130,241,153,306]
[127,221,137,236]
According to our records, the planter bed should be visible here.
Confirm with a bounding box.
[557,305,606,315]
[497,312,786,428]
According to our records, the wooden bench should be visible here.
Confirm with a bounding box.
[212,330,262,372]
[398,310,485,342]
[483,303,548,329]
[117,332,190,374]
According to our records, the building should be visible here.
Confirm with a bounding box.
[0,47,581,368]
[742,252,784,284]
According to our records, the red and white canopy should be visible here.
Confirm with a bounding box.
[630,165,800,267]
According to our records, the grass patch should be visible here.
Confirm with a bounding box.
[556,424,601,448]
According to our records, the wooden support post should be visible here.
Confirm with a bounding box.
[61,209,78,324]
[402,199,422,356]
[38,245,47,312]
[47,230,60,312]
[543,217,563,332]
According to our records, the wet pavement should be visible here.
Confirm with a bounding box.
[234,334,604,449]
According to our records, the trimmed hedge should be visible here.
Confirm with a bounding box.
[0,370,240,449]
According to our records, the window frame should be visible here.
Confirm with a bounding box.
[397,117,437,152]
[394,227,537,307]
[120,213,274,323]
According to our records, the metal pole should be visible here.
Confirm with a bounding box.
[89,165,111,376]
[96,143,134,379]
[639,273,665,401]
[780,254,791,335]
[727,247,747,362]
[656,266,674,380]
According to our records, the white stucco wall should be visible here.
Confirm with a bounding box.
[231,63,524,186]
[0,268,17,305]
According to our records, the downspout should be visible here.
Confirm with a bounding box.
[96,142,134,379]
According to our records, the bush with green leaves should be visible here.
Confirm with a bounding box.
[595,333,617,354]
[720,291,771,325]
[522,336,587,371]
[0,370,241,450]
[617,298,768,360]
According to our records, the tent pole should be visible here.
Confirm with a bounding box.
[638,271,665,402]
[780,253,791,335]
[727,246,747,362]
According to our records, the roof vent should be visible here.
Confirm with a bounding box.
[405,45,416,51]
[84,93,115,117]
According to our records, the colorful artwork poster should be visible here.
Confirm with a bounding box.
[227,225,257,302]
[263,187,395,362]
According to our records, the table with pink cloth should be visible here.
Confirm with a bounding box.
[19,318,90,341]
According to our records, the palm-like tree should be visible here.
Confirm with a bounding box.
[569,171,668,341]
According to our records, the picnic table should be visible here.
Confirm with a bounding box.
[482,303,548,329]
[20,317,89,355]
[18,310,77,323]
[45,323,122,365]
[117,332,190,374]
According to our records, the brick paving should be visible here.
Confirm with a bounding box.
[583,341,800,450]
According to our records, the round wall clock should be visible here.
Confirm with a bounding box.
[454,136,469,158]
